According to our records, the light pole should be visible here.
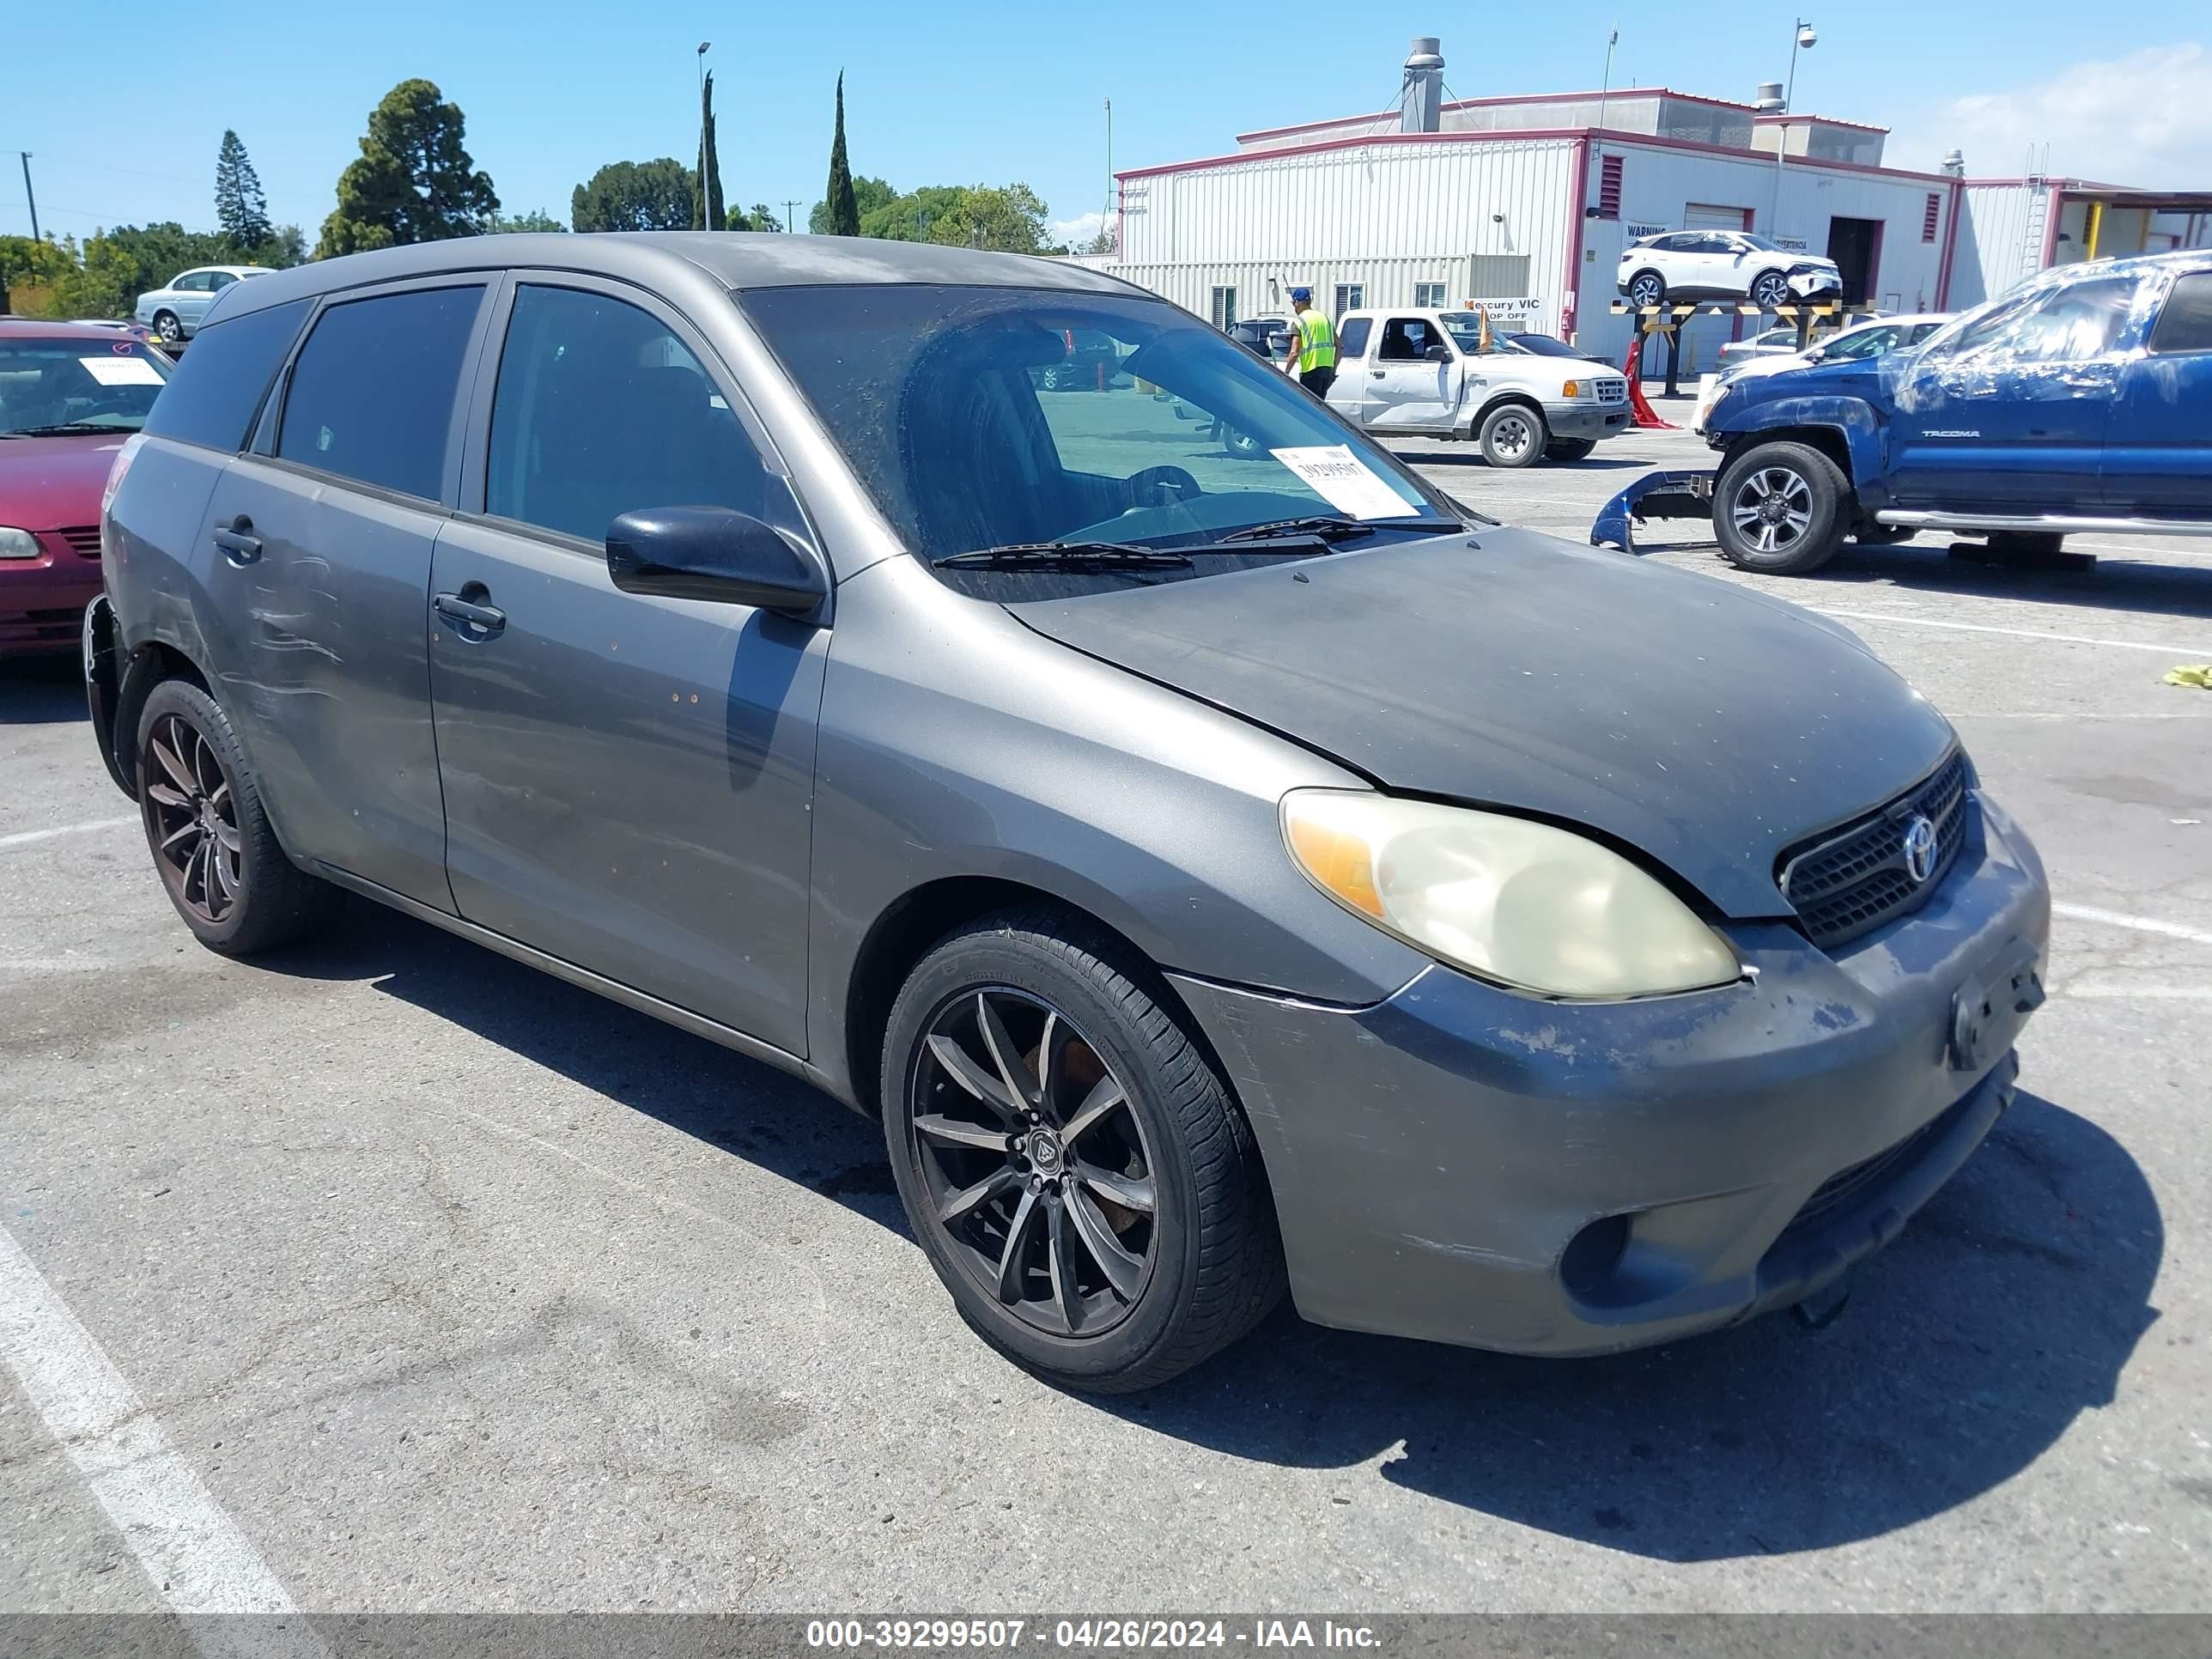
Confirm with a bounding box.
[784,198,800,233]
[1596,26,1618,135]
[696,41,713,232]
[1767,21,1815,234]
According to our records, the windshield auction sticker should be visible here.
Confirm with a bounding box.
[1267,445,1412,520]
[79,356,164,387]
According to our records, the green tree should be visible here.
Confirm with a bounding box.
[571,159,696,232]
[934,184,1057,253]
[49,235,143,319]
[694,71,726,231]
[809,175,894,234]
[859,185,964,242]
[824,73,860,236]
[743,204,781,234]
[213,130,273,251]
[0,234,70,313]
[489,209,567,233]
[254,225,309,268]
[318,79,498,258]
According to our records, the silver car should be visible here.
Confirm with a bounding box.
[132,264,274,347]
[86,234,2050,1392]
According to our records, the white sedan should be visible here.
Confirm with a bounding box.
[1719,312,1954,384]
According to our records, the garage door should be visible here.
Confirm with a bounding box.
[1684,203,1751,231]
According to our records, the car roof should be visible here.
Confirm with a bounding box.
[0,317,154,342]
[206,232,1146,326]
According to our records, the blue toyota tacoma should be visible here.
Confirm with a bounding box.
[1638,252,2212,575]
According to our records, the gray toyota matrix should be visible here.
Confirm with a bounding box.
[85,235,2050,1392]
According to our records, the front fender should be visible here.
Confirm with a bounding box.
[1711,394,1885,494]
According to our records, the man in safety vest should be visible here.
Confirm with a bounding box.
[1285,287,1336,398]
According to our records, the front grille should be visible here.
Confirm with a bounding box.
[1778,751,1972,950]
[1594,378,1628,404]
[58,526,100,560]
[1768,1095,1967,1257]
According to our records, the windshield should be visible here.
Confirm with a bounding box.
[740,285,1459,578]
[1737,234,1784,252]
[1503,333,1581,357]
[0,337,172,435]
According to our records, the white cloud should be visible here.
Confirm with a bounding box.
[1051,210,1109,248]
[1886,42,2212,186]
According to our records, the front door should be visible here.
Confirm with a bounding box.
[191,280,490,909]
[2106,268,2212,519]
[428,279,828,1055]
[1358,317,1461,430]
[1887,276,2133,511]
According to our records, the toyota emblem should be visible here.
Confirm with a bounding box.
[1901,816,1939,885]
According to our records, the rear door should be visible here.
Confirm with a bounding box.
[2105,268,2212,520]
[1887,278,2131,511]
[192,278,491,908]
[1360,317,1460,430]
[427,276,828,1054]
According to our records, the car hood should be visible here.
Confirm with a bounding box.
[0,432,128,530]
[1012,530,1955,919]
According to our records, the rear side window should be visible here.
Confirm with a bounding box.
[2148,272,2212,354]
[140,298,310,453]
[1338,317,1372,359]
[485,284,773,544]
[276,286,483,500]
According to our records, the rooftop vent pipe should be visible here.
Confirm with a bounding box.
[1402,37,1444,134]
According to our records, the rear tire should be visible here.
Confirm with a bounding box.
[1544,438,1597,463]
[1713,441,1850,574]
[1478,403,1547,469]
[881,911,1285,1394]
[153,311,183,348]
[136,679,338,956]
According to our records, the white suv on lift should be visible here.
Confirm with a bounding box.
[1617,230,1842,311]
[1322,308,1632,467]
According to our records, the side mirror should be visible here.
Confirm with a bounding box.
[1805,345,1828,363]
[1424,343,1453,362]
[606,507,828,615]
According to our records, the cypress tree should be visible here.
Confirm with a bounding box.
[826,74,860,236]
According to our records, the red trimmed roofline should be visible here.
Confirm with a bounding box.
[1121,125,1958,185]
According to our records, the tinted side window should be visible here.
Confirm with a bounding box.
[1377,319,1439,361]
[2148,272,2212,354]
[276,286,483,500]
[485,284,771,544]
[2006,278,2136,364]
[1337,317,1372,359]
[141,298,312,452]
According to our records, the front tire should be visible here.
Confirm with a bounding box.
[1749,270,1790,311]
[1545,438,1597,463]
[1478,403,1547,468]
[137,679,338,955]
[881,912,1284,1393]
[1713,441,1850,574]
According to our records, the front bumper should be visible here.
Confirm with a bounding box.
[1170,792,2050,1357]
[2,530,104,654]
[1545,402,1632,441]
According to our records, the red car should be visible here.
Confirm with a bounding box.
[1,319,172,654]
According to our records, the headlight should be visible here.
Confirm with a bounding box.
[0,527,43,560]
[1281,789,1742,999]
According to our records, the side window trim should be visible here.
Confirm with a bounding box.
[254,275,495,511]
[2147,270,2212,356]
[453,270,826,569]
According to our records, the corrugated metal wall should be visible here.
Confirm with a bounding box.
[1953,183,2045,309]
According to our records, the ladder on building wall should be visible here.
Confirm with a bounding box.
[2020,185,2051,283]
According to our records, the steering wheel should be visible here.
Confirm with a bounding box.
[1127,465,1201,506]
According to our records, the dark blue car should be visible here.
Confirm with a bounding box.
[1698,251,2212,574]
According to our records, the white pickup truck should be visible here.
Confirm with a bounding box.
[1322,308,1632,467]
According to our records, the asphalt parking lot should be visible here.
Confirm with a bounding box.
[3,408,2209,1618]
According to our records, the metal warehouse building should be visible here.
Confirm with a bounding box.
[1104,38,2212,372]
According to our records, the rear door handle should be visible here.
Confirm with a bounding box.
[211,518,261,565]
[434,589,507,634]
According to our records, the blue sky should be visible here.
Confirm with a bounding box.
[6,2,2208,245]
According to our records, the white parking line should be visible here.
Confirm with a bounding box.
[0,1224,327,1657]
[0,816,137,852]
[2053,902,2212,949]
[1808,607,2211,656]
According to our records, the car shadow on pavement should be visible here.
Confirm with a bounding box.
[1103,1088,2161,1561]
[0,655,88,724]
[1386,449,1656,471]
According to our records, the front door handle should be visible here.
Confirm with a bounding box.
[1370,368,1387,378]
[434,588,507,635]
[211,518,261,565]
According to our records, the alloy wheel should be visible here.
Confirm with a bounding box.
[1751,274,1789,310]
[1628,275,1662,307]
[141,713,243,923]
[908,988,1158,1337]
[156,313,183,347]
[1731,465,1814,554]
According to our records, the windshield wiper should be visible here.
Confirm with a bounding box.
[933,540,1194,570]
[3,422,128,438]
[1216,514,1462,543]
